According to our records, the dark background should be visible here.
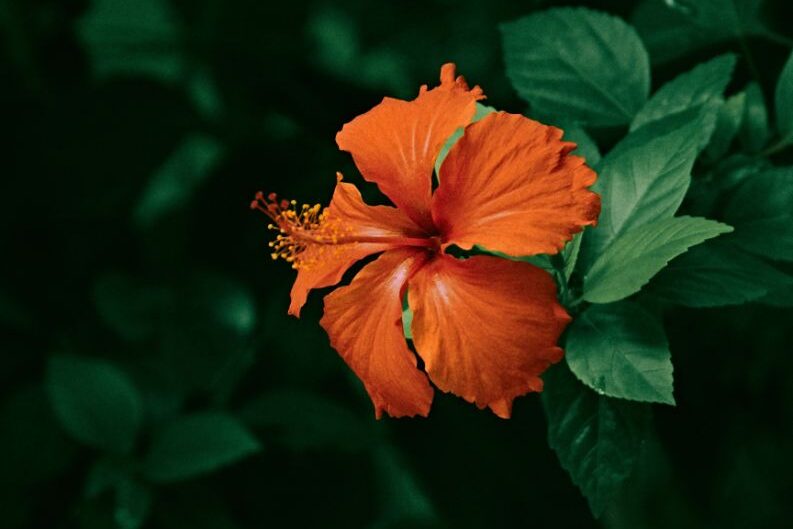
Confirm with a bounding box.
[2,0,792,528]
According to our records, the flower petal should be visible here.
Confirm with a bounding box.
[289,179,425,317]
[336,63,484,231]
[432,112,600,257]
[407,254,569,418]
[320,248,434,418]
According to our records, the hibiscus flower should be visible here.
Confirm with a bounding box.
[252,63,600,419]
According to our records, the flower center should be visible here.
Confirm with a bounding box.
[250,192,350,270]
[251,191,439,270]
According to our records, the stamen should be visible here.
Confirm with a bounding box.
[250,191,351,270]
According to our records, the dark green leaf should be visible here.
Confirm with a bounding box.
[144,413,260,482]
[563,232,584,281]
[583,107,717,262]
[631,54,735,131]
[704,91,746,162]
[46,355,142,454]
[502,8,649,126]
[724,168,793,261]
[632,0,767,64]
[584,216,733,303]
[774,50,793,147]
[76,0,184,82]
[133,134,224,229]
[648,240,793,306]
[114,479,151,529]
[239,388,373,452]
[93,273,168,341]
[543,363,651,518]
[566,302,674,404]
[371,445,437,527]
[740,82,770,152]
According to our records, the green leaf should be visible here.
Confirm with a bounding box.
[144,413,261,483]
[774,50,793,147]
[584,216,733,304]
[563,232,584,281]
[543,363,651,518]
[239,388,373,452]
[93,273,168,341]
[402,301,413,340]
[114,479,152,529]
[648,240,793,306]
[724,168,793,261]
[740,82,770,152]
[631,54,735,131]
[502,8,649,127]
[566,302,674,405]
[371,445,436,527]
[46,355,142,454]
[583,107,717,262]
[133,134,224,228]
[632,0,767,64]
[76,0,184,82]
[435,103,495,176]
[563,124,601,166]
[704,91,746,162]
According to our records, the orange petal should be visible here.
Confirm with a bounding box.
[407,254,569,418]
[288,179,425,317]
[320,248,434,418]
[432,112,600,257]
[336,63,484,231]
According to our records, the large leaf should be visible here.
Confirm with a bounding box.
[543,363,651,518]
[724,168,793,261]
[76,0,184,82]
[563,124,601,166]
[583,107,717,262]
[648,239,793,306]
[46,355,142,454]
[566,302,673,405]
[774,50,793,148]
[144,413,261,483]
[583,216,733,304]
[632,0,768,64]
[502,8,649,127]
[631,54,735,131]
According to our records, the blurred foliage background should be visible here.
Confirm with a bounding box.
[2,0,792,527]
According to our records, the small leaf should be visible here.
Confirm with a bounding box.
[584,216,733,304]
[704,91,746,162]
[502,8,649,126]
[566,302,674,405]
[631,54,736,131]
[563,232,584,281]
[76,0,184,82]
[144,413,260,483]
[46,356,142,454]
[648,239,793,307]
[371,445,437,527]
[435,103,495,176]
[724,168,793,261]
[133,134,223,228]
[239,388,373,452]
[583,107,717,263]
[114,479,152,529]
[543,363,651,518]
[774,50,793,148]
[740,82,770,152]
[93,273,168,341]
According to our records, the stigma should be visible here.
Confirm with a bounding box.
[250,191,348,270]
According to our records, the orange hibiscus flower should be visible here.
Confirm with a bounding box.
[252,64,600,419]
